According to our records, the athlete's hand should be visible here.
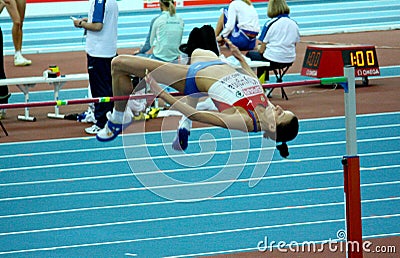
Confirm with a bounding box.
[145,72,163,96]
[216,35,225,46]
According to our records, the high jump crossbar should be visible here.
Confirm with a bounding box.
[0,77,347,111]
[261,76,347,89]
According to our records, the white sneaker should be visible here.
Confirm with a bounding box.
[85,124,102,135]
[14,55,32,66]
[78,107,97,123]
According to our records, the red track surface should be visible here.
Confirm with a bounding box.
[1,30,399,144]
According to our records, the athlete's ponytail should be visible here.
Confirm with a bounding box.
[263,115,299,158]
[276,115,298,158]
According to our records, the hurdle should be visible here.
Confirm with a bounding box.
[0,73,89,121]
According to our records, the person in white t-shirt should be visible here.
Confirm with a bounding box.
[246,0,300,81]
[72,0,119,134]
[215,0,260,51]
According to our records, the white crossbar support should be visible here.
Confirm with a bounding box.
[344,66,357,156]
[47,81,67,119]
[16,84,36,121]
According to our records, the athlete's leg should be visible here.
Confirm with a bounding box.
[97,55,188,141]
[112,55,187,111]
[172,96,197,150]
[97,55,151,141]
[172,49,218,150]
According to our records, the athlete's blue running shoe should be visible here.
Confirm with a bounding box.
[172,128,190,150]
[96,112,132,142]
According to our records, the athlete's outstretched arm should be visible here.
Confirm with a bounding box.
[146,74,250,132]
[224,39,257,79]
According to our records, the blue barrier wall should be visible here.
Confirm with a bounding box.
[0,0,399,55]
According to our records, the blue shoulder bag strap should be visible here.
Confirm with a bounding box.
[258,14,289,42]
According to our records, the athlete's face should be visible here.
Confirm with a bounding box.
[259,103,295,136]
[273,105,295,126]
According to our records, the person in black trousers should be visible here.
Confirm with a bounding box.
[0,27,11,119]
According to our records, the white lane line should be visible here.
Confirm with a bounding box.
[0,164,399,219]
[2,197,400,237]
[1,123,399,160]
[1,213,399,255]
[0,162,399,203]
[1,136,400,174]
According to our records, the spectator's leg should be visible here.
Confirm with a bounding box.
[215,13,224,36]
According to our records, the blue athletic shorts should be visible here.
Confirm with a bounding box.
[184,60,225,97]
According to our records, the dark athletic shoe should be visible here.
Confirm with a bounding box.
[172,128,190,150]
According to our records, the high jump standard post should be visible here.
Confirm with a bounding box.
[342,66,363,258]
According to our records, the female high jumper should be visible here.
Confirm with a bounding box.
[96,39,299,157]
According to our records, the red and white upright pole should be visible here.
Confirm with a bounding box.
[342,66,363,258]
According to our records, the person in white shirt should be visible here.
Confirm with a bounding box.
[72,0,118,134]
[246,0,300,81]
[215,0,260,51]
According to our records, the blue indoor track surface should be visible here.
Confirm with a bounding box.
[0,112,399,257]
[0,0,399,256]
